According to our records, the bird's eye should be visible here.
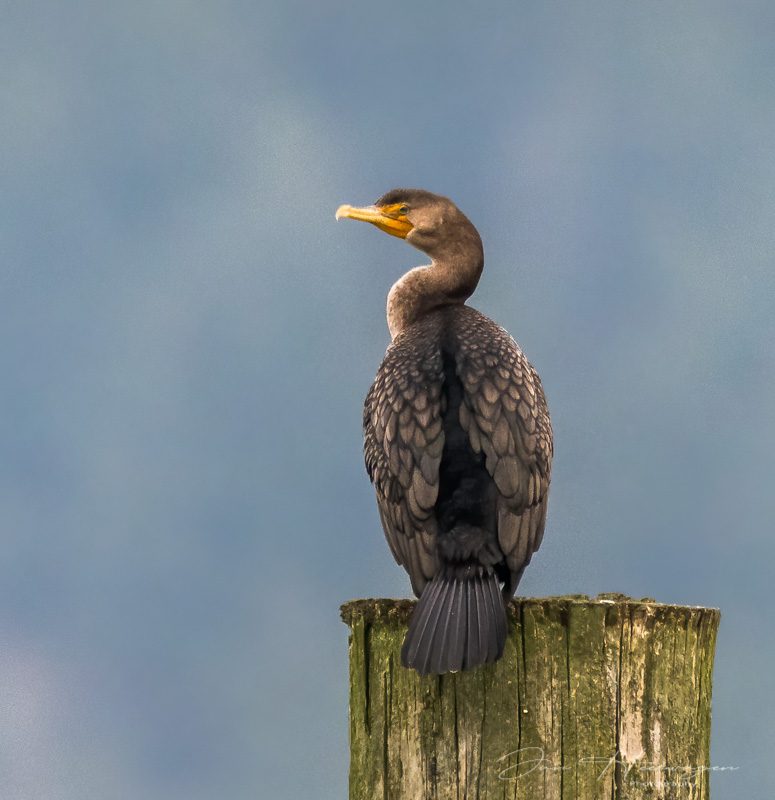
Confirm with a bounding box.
[399,205,409,215]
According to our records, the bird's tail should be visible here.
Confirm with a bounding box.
[401,566,508,675]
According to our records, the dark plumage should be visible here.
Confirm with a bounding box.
[337,189,553,675]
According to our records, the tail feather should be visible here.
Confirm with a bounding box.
[482,572,506,662]
[428,580,455,675]
[447,577,466,672]
[465,577,481,669]
[401,568,507,675]
[402,574,447,674]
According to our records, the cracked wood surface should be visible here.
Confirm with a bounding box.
[341,594,719,800]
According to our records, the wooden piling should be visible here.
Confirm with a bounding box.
[341,593,720,800]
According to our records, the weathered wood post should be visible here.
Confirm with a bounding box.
[341,593,720,800]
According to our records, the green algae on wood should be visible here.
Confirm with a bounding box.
[341,594,720,800]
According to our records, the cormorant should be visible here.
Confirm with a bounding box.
[336,189,553,675]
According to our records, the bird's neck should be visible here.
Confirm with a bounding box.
[386,248,484,339]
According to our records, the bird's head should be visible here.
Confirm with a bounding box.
[336,188,481,261]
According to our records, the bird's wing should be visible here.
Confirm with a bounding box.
[453,314,553,587]
[363,333,445,597]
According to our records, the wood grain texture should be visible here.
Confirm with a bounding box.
[341,594,720,800]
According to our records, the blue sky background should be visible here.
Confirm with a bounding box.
[2,2,773,797]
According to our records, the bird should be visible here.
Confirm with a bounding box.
[336,189,552,675]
